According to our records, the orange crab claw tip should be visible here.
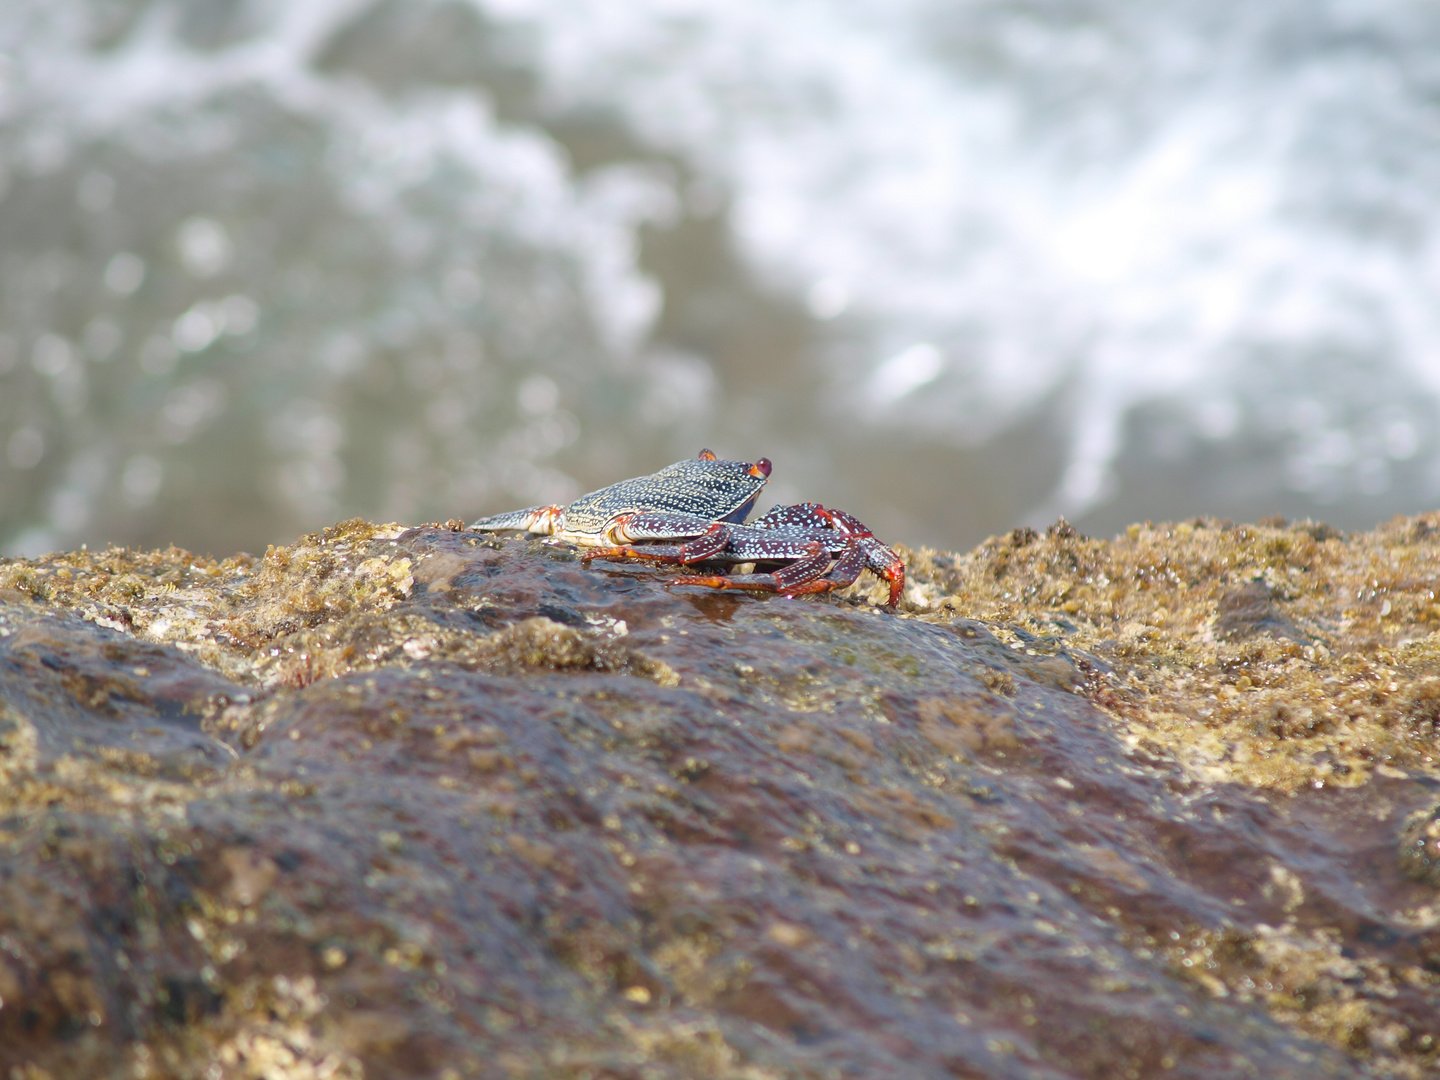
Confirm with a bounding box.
[887,576,904,607]
[750,458,772,478]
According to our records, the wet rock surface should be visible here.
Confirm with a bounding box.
[2,516,1440,1078]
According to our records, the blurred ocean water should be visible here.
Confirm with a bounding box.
[2,0,1439,556]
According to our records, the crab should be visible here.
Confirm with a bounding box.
[469,450,906,607]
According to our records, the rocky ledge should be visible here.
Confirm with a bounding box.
[3,515,1440,1079]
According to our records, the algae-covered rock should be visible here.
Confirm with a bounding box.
[2,516,1440,1079]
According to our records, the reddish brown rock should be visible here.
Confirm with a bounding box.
[0,517,1438,1078]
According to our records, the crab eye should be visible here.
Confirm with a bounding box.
[749,458,772,478]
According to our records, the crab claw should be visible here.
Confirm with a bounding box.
[872,545,906,608]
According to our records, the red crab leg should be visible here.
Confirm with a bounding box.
[779,539,869,596]
[610,511,724,543]
[770,538,902,607]
[671,541,831,596]
[800,507,907,607]
[581,519,732,565]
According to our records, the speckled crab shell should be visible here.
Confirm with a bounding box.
[560,453,770,535]
[469,450,771,543]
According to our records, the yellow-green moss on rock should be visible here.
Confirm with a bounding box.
[903,514,1440,793]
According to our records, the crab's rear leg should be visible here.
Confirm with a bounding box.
[670,533,834,596]
[581,512,733,565]
[470,505,565,534]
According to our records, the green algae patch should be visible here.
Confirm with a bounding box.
[3,517,1440,1079]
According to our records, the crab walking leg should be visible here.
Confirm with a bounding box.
[470,504,565,534]
[779,539,870,597]
[774,505,906,607]
[610,511,727,542]
[581,515,733,565]
[671,540,832,596]
[774,538,905,606]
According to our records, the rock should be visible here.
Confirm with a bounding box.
[1215,579,1312,645]
[1,515,1440,1078]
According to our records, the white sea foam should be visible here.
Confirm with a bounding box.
[470,0,1440,513]
[2,0,1437,553]
[0,0,679,548]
